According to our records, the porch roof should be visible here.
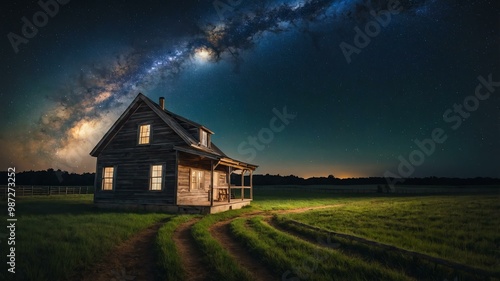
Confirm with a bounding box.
[174,145,258,171]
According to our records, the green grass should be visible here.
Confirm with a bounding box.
[156,215,194,281]
[230,216,411,281]
[0,195,170,281]
[1,190,498,281]
[272,215,465,280]
[190,207,255,281]
[283,194,500,274]
[252,188,370,210]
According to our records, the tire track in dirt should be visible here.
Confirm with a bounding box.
[267,218,340,249]
[172,204,343,281]
[210,220,277,281]
[72,205,341,281]
[266,216,499,280]
[79,220,167,281]
[172,218,210,281]
[201,205,343,281]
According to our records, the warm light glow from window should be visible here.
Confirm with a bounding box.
[102,167,114,190]
[150,165,163,191]
[139,124,151,144]
[200,130,208,147]
[190,169,204,191]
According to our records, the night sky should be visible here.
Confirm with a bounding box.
[1,0,499,178]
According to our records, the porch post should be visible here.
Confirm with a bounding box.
[227,166,231,203]
[210,160,214,206]
[241,170,245,201]
[250,170,253,200]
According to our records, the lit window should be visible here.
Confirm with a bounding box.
[150,165,163,191]
[190,170,204,191]
[139,124,151,144]
[200,130,208,147]
[102,167,114,190]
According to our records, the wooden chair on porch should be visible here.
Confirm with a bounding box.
[218,188,229,201]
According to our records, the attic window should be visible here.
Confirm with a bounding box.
[200,130,208,147]
[139,124,151,144]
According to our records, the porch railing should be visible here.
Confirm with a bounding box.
[212,185,252,202]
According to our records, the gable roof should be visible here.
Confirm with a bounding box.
[163,108,214,135]
[89,93,256,169]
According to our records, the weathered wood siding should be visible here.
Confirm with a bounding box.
[176,165,209,205]
[95,101,185,205]
[177,152,228,205]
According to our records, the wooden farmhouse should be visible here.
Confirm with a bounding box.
[90,93,257,214]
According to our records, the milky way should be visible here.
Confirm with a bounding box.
[2,0,458,173]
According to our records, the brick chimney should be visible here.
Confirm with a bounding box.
[159,97,165,110]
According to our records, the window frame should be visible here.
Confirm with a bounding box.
[101,166,116,191]
[138,124,152,145]
[149,164,164,191]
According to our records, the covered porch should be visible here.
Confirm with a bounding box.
[174,147,257,213]
[210,158,255,205]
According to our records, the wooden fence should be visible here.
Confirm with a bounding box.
[0,185,94,197]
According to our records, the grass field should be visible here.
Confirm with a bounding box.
[0,189,498,280]
[231,216,411,280]
[0,195,170,281]
[281,195,500,273]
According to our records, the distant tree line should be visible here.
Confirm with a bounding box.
[1,169,499,186]
[232,174,500,186]
[0,169,95,186]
